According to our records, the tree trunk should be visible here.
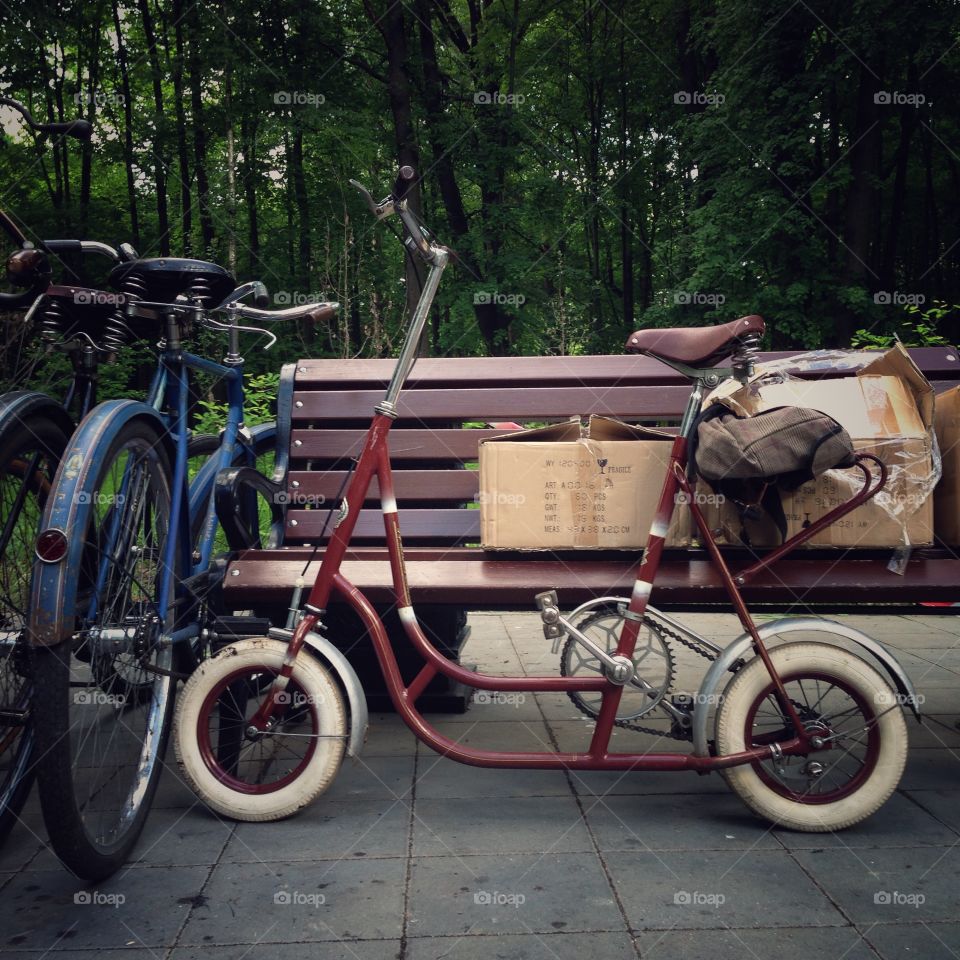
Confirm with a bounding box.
[241,115,260,276]
[375,0,426,324]
[112,0,141,249]
[78,10,102,236]
[138,0,170,254]
[171,0,192,254]
[618,22,633,332]
[188,4,214,254]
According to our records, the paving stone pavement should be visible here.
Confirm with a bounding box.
[2,611,959,959]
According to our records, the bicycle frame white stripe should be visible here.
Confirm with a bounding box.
[632,580,652,601]
[398,605,417,624]
[650,520,669,539]
[382,493,397,513]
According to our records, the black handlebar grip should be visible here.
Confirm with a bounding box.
[393,165,416,200]
[253,281,271,309]
[42,239,83,254]
[36,119,93,141]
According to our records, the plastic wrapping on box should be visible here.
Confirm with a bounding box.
[703,345,940,563]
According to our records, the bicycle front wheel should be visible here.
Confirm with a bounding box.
[0,415,69,846]
[32,420,178,880]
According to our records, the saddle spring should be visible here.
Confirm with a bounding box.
[37,296,67,343]
[102,270,148,353]
[732,332,762,382]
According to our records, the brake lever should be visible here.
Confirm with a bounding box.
[52,331,112,355]
[202,316,277,351]
[349,178,395,220]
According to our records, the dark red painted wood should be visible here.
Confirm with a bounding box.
[223,554,960,606]
[288,470,479,502]
[289,428,515,461]
[291,385,693,420]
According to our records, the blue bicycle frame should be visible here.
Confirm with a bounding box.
[30,320,272,650]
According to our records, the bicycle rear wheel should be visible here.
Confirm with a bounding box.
[0,416,68,845]
[32,419,177,879]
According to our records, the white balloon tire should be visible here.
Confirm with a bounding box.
[715,642,908,832]
[174,638,346,821]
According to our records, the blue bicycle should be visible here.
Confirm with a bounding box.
[28,263,336,880]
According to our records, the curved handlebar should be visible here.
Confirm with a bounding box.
[0,97,92,141]
[351,166,444,266]
[42,239,121,261]
[35,119,93,140]
[229,301,340,325]
[0,278,48,309]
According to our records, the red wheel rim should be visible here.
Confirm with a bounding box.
[743,670,881,804]
[196,665,319,795]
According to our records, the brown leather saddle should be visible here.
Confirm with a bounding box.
[625,315,765,368]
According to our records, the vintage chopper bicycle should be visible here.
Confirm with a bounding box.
[174,168,917,832]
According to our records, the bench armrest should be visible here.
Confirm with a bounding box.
[214,466,285,550]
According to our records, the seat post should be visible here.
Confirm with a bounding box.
[679,378,707,439]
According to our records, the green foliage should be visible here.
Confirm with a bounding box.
[193,371,280,435]
[851,302,956,349]
[0,0,957,368]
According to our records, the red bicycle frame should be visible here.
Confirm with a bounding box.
[251,203,885,776]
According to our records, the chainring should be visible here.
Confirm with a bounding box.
[559,603,718,739]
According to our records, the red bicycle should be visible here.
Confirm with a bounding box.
[175,167,915,833]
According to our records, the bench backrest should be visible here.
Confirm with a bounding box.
[274,346,960,549]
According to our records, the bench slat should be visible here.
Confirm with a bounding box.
[289,428,514,461]
[291,346,960,387]
[223,554,960,606]
[289,470,479,502]
[285,508,480,542]
[292,354,685,387]
[291,385,693,421]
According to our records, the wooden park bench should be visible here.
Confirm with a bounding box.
[219,345,960,709]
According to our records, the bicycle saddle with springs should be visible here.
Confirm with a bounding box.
[625,314,765,368]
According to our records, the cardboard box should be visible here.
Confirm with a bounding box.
[479,416,688,550]
[934,385,960,545]
[699,344,936,549]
